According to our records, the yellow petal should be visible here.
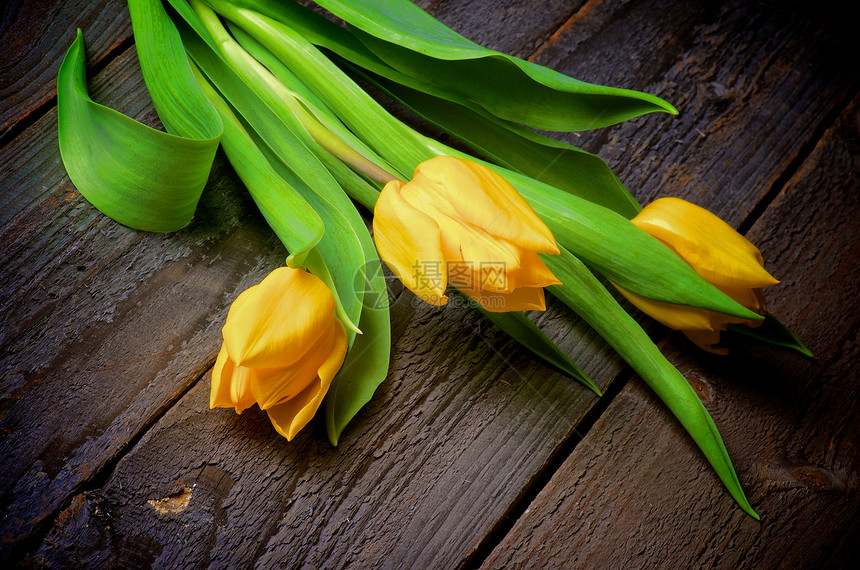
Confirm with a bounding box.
[435,214,523,273]
[508,249,562,289]
[459,284,548,312]
[620,285,733,353]
[266,319,348,441]
[210,344,235,409]
[632,197,778,289]
[246,321,339,410]
[229,367,260,415]
[419,213,560,295]
[373,179,448,304]
[615,285,751,332]
[403,156,559,254]
[209,345,257,414]
[716,283,768,317]
[683,330,729,355]
[222,267,336,369]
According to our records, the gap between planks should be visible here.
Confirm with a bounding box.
[0,31,134,152]
[737,98,851,235]
[459,366,634,570]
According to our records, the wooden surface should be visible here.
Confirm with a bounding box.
[1,0,857,568]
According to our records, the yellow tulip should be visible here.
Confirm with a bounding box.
[616,197,779,354]
[210,267,348,440]
[372,156,561,312]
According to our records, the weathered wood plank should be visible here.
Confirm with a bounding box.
[418,0,584,58]
[1,1,617,564]
[3,0,855,567]
[0,0,132,141]
[23,298,621,568]
[0,46,290,559]
[538,0,856,224]
[481,96,860,569]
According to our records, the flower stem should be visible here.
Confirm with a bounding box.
[190,0,396,184]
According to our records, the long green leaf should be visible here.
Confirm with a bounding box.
[129,0,221,139]
[191,64,326,263]
[325,236,392,445]
[187,42,361,330]
[220,0,508,134]
[57,26,220,232]
[545,248,759,519]
[183,0,369,331]
[311,0,677,131]
[727,315,814,357]
[202,0,430,179]
[359,67,642,218]
[477,307,602,396]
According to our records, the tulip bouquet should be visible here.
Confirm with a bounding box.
[57,0,809,518]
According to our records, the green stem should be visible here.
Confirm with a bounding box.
[191,0,396,184]
[190,58,361,334]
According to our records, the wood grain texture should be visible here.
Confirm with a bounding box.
[2,0,857,567]
[418,0,584,58]
[0,46,290,559]
[23,294,621,568]
[0,0,132,141]
[2,1,618,565]
[481,97,860,569]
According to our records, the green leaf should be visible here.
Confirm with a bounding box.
[203,0,428,183]
[129,0,221,139]
[727,315,814,357]
[358,67,642,218]
[225,21,395,202]
[326,239,392,446]
[311,0,677,131]
[57,24,220,232]
[544,248,758,519]
[190,66,325,263]
[181,1,364,331]
[476,306,602,396]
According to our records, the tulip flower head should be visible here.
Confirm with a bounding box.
[616,197,778,354]
[210,267,348,440]
[372,156,561,312]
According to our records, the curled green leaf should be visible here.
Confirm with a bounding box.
[57,28,220,232]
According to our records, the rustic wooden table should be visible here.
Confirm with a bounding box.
[1,1,858,568]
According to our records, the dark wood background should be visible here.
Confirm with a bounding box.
[1,0,858,567]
